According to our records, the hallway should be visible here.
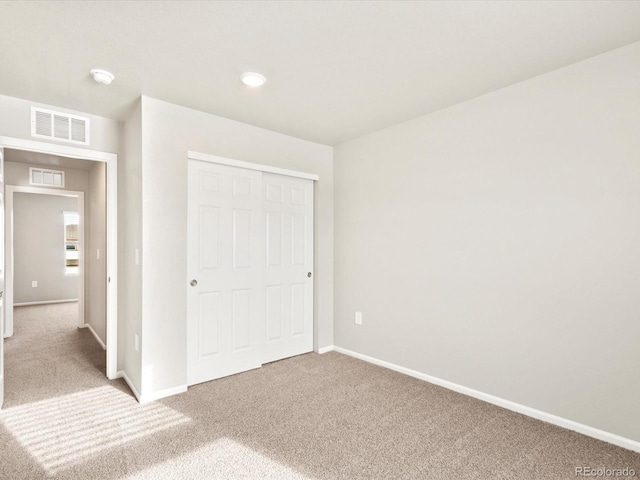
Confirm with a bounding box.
[3,303,108,408]
[0,303,189,478]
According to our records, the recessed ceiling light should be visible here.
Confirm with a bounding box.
[241,72,266,87]
[90,69,115,86]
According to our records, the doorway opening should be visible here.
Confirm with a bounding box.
[7,188,87,334]
[0,136,117,409]
[3,154,106,406]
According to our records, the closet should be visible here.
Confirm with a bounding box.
[187,156,314,386]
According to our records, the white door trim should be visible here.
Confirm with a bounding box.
[0,137,115,162]
[188,151,320,181]
[5,186,85,333]
[0,136,118,380]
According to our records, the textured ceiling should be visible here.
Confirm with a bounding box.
[1,1,640,145]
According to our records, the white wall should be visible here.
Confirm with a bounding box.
[13,193,80,303]
[118,100,143,393]
[334,41,640,443]
[139,96,333,397]
[5,161,90,192]
[87,162,107,342]
[0,94,119,154]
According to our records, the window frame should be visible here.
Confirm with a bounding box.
[63,210,80,276]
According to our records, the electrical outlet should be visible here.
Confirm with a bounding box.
[32,281,38,288]
[355,311,363,325]
[96,248,100,260]
[135,333,139,352]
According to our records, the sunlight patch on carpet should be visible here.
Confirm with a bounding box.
[1,386,190,474]
[125,437,310,480]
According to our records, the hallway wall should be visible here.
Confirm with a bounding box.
[13,193,80,303]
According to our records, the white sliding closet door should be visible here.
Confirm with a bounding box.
[263,173,314,364]
[187,160,264,386]
[187,157,315,386]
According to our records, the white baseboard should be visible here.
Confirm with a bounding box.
[332,346,640,453]
[14,299,78,307]
[116,370,141,402]
[139,385,188,404]
[116,370,187,404]
[80,324,106,350]
[317,345,335,354]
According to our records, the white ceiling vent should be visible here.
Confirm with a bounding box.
[31,107,90,145]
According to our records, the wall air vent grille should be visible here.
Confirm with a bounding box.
[31,107,90,145]
[29,167,65,188]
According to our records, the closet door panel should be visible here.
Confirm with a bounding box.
[187,160,263,386]
[262,173,314,364]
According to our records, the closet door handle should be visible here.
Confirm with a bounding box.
[190,279,198,287]
[307,272,312,278]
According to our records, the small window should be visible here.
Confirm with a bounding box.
[64,211,79,275]
[30,167,65,188]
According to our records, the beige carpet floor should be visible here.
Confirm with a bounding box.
[1,303,638,479]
